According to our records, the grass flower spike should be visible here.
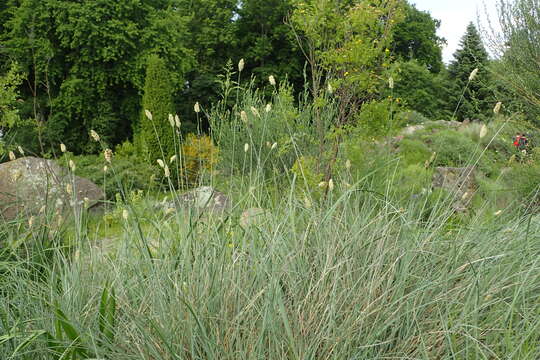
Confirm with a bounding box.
[104,149,113,163]
[269,75,276,86]
[60,143,67,153]
[238,58,244,72]
[90,130,100,142]
[8,151,16,161]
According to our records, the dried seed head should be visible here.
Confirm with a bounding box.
[388,76,394,89]
[122,209,129,220]
[328,179,335,191]
[493,101,502,115]
[168,114,175,127]
[194,102,201,113]
[8,151,16,161]
[269,75,276,86]
[244,143,249,152]
[170,155,177,163]
[175,114,181,128]
[238,58,245,72]
[479,124,488,139]
[69,159,76,171]
[250,106,260,117]
[468,68,479,81]
[240,111,248,124]
[265,103,272,113]
[163,165,170,177]
[157,159,165,168]
[17,146,24,156]
[90,130,100,142]
[104,149,113,163]
[144,110,153,121]
[60,143,67,153]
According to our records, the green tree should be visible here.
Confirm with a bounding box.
[487,0,540,123]
[392,3,445,73]
[137,54,176,164]
[1,0,193,154]
[386,60,451,120]
[448,22,493,121]
[236,0,305,92]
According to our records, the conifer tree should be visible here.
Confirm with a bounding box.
[448,23,493,121]
[137,54,176,164]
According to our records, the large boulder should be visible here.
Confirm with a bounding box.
[432,166,476,212]
[0,157,104,220]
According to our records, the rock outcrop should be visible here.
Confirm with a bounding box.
[0,157,104,220]
[432,166,476,212]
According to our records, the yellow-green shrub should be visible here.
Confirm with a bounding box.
[180,134,219,185]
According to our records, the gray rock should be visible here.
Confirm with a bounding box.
[432,166,476,212]
[164,186,231,216]
[0,157,104,220]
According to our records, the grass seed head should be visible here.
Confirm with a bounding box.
[269,75,276,86]
[468,68,479,81]
[250,106,260,117]
[144,110,153,121]
[175,114,181,128]
[157,159,165,168]
[8,151,16,161]
[238,58,245,72]
[244,143,249,152]
[60,143,67,153]
[168,114,175,127]
[493,101,502,115]
[265,103,272,113]
[69,160,76,171]
[17,146,24,156]
[388,76,394,89]
[90,130,100,142]
[241,111,248,124]
[104,149,113,163]
[194,102,201,113]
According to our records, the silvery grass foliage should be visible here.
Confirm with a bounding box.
[2,170,540,359]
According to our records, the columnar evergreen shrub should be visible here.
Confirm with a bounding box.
[137,55,177,164]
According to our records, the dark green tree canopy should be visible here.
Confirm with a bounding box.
[448,22,493,120]
[392,3,444,73]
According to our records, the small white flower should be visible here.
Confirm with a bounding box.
[194,102,201,113]
[238,58,245,72]
[244,143,249,152]
[265,103,272,113]
[157,159,165,168]
[144,110,153,121]
[60,143,67,153]
[269,75,276,86]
